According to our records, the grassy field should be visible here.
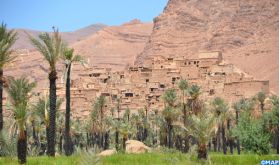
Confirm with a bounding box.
[1,153,279,165]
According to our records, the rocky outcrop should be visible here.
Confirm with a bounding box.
[136,0,279,93]
[125,140,151,154]
[98,149,116,156]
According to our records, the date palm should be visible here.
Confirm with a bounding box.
[187,110,216,160]
[29,27,65,156]
[161,89,178,148]
[212,97,229,155]
[0,23,17,131]
[61,48,85,156]
[33,96,63,155]
[6,77,36,164]
[187,85,202,115]
[178,79,188,126]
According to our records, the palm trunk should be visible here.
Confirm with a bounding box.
[0,69,3,131]
[221,124,227,155]
[123,136,127,151]
[47,70,57,157]
[236,111,241,155]
[115,129,119,151]
[227,119,233,154]
[212,137,217,152]
[17,130,27,164]
[64,64,73,156]
[168,124,172,148]
[197,143,207,159]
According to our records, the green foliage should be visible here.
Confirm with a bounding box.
[232,111,271,155]
[257,91,266,104]
[0,22,17,68]
[0,129,17,157]
[161,89,177,107]
[29,27,65,71]
[178,79,188,91]
[188,85,201,100]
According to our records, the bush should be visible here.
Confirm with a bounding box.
[233,112,271,155]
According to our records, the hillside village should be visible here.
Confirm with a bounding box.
[46,51,270,119]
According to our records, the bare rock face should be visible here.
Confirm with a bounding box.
[72,21,153,70]
[98,149,116,156]
[125,140,151,154]
[136,0,279,93]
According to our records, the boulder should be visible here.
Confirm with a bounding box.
[98,149,116,156]
[125,140,151,154]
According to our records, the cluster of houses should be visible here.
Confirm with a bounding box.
[51,52,269,119]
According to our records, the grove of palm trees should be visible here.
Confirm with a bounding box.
[1,7,279,164]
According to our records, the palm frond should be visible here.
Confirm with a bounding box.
[0,23,17,68]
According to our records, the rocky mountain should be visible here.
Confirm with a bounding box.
[13,24,106,49]
[135,0,279,93]
[71,19,153,70]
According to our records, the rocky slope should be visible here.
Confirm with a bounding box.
[135,0,279,93]
[72,19,153,70]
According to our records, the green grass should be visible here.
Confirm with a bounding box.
[1,153,279,165]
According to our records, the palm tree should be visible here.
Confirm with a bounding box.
[178,79,188,126]
[161,89,177,148]
[187,110,216,160]
[187,85,201,115]
[0,23,17,131]
[212,97,229,155]
[61,47,84,155]
[232,101,242,155]
[29,27,65,156]
[92,95,106,149]
[257,91,266,114]
[178,79,190,152]
[6,77,36,164]
[33,97,63,155]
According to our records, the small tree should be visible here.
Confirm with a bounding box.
[187,109,216,159]
[257,92,266,114]
[6,77,36,164]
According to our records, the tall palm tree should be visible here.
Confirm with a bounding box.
[232,100,243,155]
[212,97,229,155]
[92,95,106,149]
[161,89,177,148]
[6,77,36,164]
[29,28,65,156]
[257,91,266,114]
[178,79,188,126]
[0,23,17,131]
[61,48,84,156]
